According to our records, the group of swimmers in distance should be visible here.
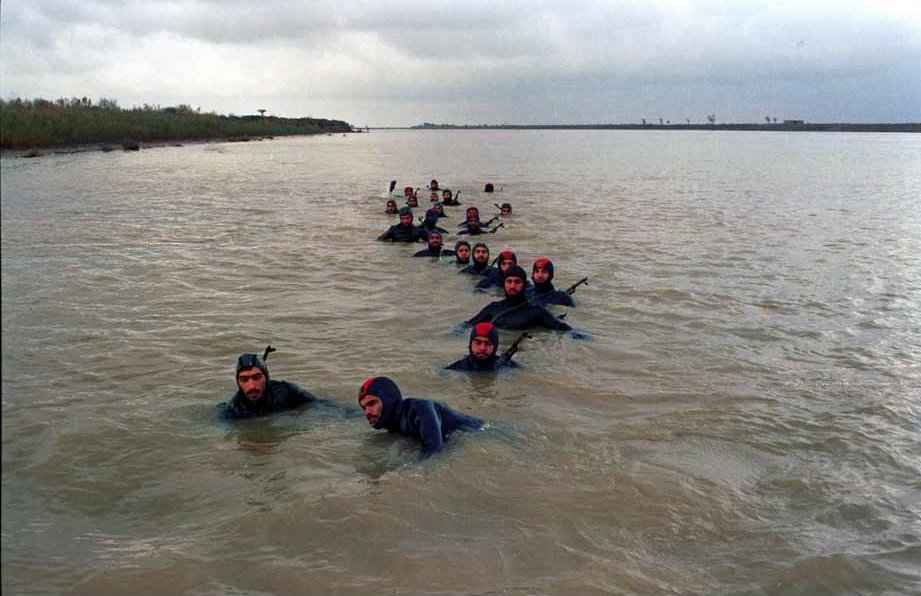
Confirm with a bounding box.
[221,179,587,459]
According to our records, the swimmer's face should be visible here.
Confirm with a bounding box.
[501,206,512,217]
[359,394,383,426]
[466,212,479,226]
[386,201,397,213]
[473,246,489,263]
[407,196,418,207]
[471,336,496,360]
[456,244,471,261]
[499,257,516,273]
[504,276,525,297]
[533,267,551,284]
[399,214,413,226]
[430,192,438,201]
[428,232,443,249]
[237,367,267,401]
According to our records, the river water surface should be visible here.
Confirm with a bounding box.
[2,130,920,595]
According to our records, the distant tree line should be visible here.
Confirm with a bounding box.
[0,96,353,150]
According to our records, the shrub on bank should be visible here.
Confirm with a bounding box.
[0,97,353,150]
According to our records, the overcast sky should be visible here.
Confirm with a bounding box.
[2,0,919,126]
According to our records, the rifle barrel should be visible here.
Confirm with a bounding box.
[566,277,589,295]
[501,332,531,360]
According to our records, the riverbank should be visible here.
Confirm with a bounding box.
[407,122,921,133]
[0,97,354,153]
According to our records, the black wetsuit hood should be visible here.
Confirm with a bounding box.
[422,213,440,232]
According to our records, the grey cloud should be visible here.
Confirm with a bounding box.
[1,0,918,125]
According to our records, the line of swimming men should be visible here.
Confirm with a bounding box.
[220,180,586,459]
[378,180,582,337]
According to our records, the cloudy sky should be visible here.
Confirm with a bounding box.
[1,0,919,127]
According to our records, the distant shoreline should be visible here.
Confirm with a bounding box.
[391,123,921,133]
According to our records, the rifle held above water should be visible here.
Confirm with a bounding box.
[565,277,588,295]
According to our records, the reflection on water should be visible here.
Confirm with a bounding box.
[2,131,920,594]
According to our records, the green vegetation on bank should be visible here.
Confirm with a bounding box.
[0,97,354,150]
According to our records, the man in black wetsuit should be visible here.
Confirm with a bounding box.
[458,206,481,232]
[419,212,449,236]
[460,242,493,277]
[446,322,518,371]
[465,266,572,331]
[441,189,461,206]
[220,350,326,420]
[377,207,426,243]
[426,202,447,219]
[463,205,502,236]
[413,230,455,258]
[358,376,484,458]
[474,249,526,291]
[454,240,471,265]
[528,257,576,307]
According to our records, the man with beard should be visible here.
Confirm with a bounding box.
[220,348,326,419]
[358,376,484,459]
[377,207,426,243]
[528,258,576,307]
[459,242,494,277]
[474,249,528,292]
[412,230,455,258]
[465,266,572,331]
[441,188,461,206]
[457,206,485,235]
[446,322,519,371]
